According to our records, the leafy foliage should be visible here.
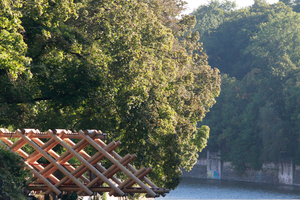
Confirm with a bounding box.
[0,145,30,199]
[195,0,300,171]
[0,0,220,189]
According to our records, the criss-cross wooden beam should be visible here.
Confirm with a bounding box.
[94,137,158,188]
[15,129,94,196]
[63,138,121,184]
[0,133,61,184]
[59,142,118,186]
[77,154,137,195]
[46,129,125,196]
[78,130,157,197]
[0,128,169,198]
[63,138,121,185]
[31,136,90,184]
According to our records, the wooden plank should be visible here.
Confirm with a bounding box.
[15,129,93,196]
[78,130,156,197]
[46,130,124,196]
[94,138,158,188]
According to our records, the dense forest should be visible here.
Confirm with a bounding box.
[196,0,300,172]
[0,0,221,192]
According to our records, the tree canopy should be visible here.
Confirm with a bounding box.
[0,0,220,189]
[194,0,300,171]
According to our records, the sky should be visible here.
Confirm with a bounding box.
[182,0,280,15]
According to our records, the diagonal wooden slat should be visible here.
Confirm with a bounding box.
[125,167,153,189]
[26,138,58,163]
[94,137,158,188]
[15,129,93,196]
[77,154,136,195]
[9,138,27,152]
[97,154,137,186]
[39,132,92,180]
[63,138,122,185]
[31,137,90,184]
[44,141,117,194]
[46,130,124,196]
[110,167,146,196]
[0,128,168,198]
[64,138,122,185]
[78,130,157,197]
[63,141,120,185]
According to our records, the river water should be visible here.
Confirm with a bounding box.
[157,178,300,199]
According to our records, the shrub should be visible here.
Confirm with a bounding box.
[0,145,31,199]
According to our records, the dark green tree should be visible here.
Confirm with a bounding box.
[0,0,221,189]
[0,144,30,200]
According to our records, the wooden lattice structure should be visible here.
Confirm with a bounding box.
[0,128,169,197]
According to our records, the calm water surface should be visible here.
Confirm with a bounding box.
[158,178,300,199]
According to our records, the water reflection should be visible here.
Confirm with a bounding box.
[158,178,300,199]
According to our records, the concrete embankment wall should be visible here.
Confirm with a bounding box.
[182,150,299,186]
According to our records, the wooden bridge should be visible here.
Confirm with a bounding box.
[0,128,169,198]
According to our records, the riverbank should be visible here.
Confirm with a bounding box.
[182,150,300,186]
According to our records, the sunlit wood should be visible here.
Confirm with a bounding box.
[0,128,168,198]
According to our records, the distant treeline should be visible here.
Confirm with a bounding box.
[196,0,300,172]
